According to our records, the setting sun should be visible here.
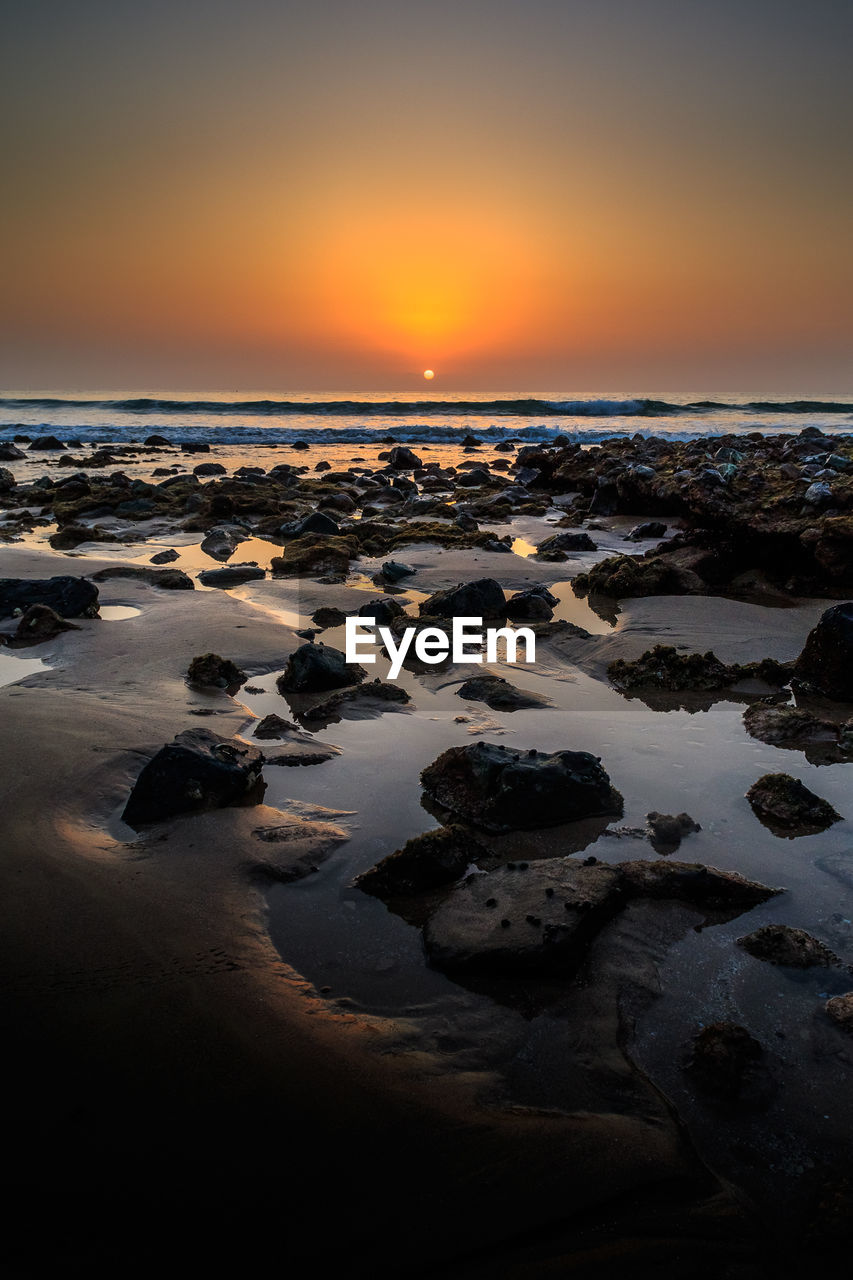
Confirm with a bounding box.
[423,369,435,380]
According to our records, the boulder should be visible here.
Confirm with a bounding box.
[197,565,266,587]
[90,566,194,590]
[252,714,297,740]
[186,653,247,690]
[28,435,65,450]
[144,434,171,447]
[646,811,700,854]
[794,602,853,701]
[270,535,355,577]
[0,575,99,619]
[737,924,843,969]
[357,596,407,627]
[379,560,416,582]
[387,446,422,470]
[825,992,853,1032]
[303,678,410,722]
[618,860,780,910]
[746,772,841,833]
[122,729,264,828]
[0,467,15,491]
[149,549,179,564]
[312,606,348,629]
[742,703,839,748]
[535,531,596,559]
[200,526,243,560]
[419,578,506,619]
[280,511,340,538]
[357,824,485,897]
[420,742,621,832]
[11,604,80,644]
[626,521,667,542]
[0,443,25,461]
[276,642,366,693]
[455,674,552,711]
[504,585,558,621]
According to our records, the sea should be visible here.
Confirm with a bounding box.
[1,391,851,449]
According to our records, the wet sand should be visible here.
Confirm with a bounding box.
[2,438,853,1275]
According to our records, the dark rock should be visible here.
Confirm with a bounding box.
[742,703,840,750]
[683,1023,766,1101]
[574,551,705,598]
[746,772,841,833]
[609,645,790,693]
[357,824,484,897]
[825,992,853,1032]
[357,597,406,627]
[618,860,780,910]
[28,435,65,450]
[420,742,621,832]
[144,434,170,447]
[0,575,99,619]
[122,729,264,828]
[626,521,667,541]
[270,535,355,577]
[504,585,558,620]
[186,652,247,690]
[794,602,853,701]
[197,565,266,587]
[380,560,415,582]
[455,674,552,711]
[419,578,506,619]
[277,642,366,693]
[646,811,701,853]
[149,549,179,564]
[535,531,596,559]
[200,526,243,561]
[0,467,15,491]
[291,440,309,450]
[303,678,410,722]
[0,443,25,461]
[737,924,843,969]
[312,606,348,629]
[387,446,422,470]
[193,462,227,476]
[11,604,80,644]
[90,566,194,590]
[252,714,298,740]
[180,442,210,453]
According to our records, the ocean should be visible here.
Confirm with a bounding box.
[1,391,852,449]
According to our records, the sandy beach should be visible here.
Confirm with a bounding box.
[2,425,853,1276]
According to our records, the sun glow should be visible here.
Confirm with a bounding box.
[423,368,435,380]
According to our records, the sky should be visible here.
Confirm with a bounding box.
[1,0,851,391]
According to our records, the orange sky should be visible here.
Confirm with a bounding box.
[2,0,851,389]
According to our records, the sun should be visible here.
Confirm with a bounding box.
[423,368,435,380]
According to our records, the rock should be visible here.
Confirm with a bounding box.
[420,742,621,832]
[28,435,65,450]
[303,678,410,722]
[180,442,210,453]
[186,652,247,690]
[200,526,243,560]
[504,585,558,620]
[122,729,264,828]
[252,714,298,740]
[311,606,348,629]
[609,645,790,693]
[574,552,704,599]
[90,566,194,590]
[379,560,415,582]
[825,992,853,1032]
[742,703,840,749]
[794,602,853,701]
[646,811,701,853]
[197,565,266,587]
[193,462,227,476]
[683,1023,766,1101]
[737,924,843,969]
[144,434,170,447]
[535,531,596,559]
[618,860,780,910]
[455,674,552,711]
[276,642,366,694]
[419,578,506,619]
[149,549,179,564]
[270,535,355,577]
[357,824,485,897]
[12,604,80,644]
[0,443,25,460]
[424,859,625,975]
[803,481,833,506]
[387,446,422,469]
[0,467,15,492]
[626,521,667,541]
[357,596,407,627]
[280,511,340,538]
[746,773,841,833]
[0,575,100,619]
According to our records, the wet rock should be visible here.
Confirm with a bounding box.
[90,566,194,590]
[504,585,558,621]
[270,535,355,577]
[277,642,366,694]
[0,467,15,491]
[455,674,552,711]
[794,602,853,701]
[825,992,853,1032]
[609,645,790,693]
[746,772,841,833]
[737,924,843,969]
[743,702,840,749]
[303,678,410,722]
[0,575,100,619]
[280,511,340,538]
[387,446,422,470]
[574,552,704,598]
[311,606,348,629]
[122,728,264,828]
[646,811,701,854]
[253,713,297,740]
[186,652,247,690]
[197,565,266,587]
[180,441,210,453]
[535,531,596,559]
[618,860,780,910]
[144,434,170,447]
[11,604,80,644]
[200,526,244,561]
[357,824,485,897]
[0,443,25,461]
[424,859,625,975]
[357,596,407,626]
[626,521,667,541]
[683,1023,766,1102]
[28,435,65,450]
[419,577,506,619]
[149,549,179,564]
[379,560,415,582]
[420,742,621,832]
